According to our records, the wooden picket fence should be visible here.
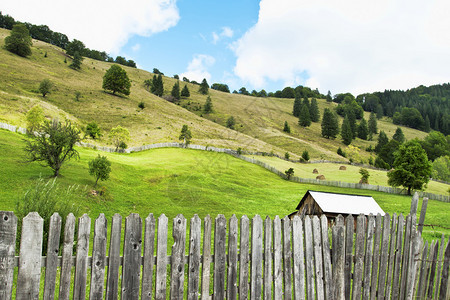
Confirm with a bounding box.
[0,209,449,299]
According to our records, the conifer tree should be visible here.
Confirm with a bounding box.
[199,78,209,95]
[326,90,332,102]
[292,98,302,117]
[151,74,164,96]
[309,98,320,122]
[341,115,353,145]
[283,121,291,133]
[357,118,368,140]
[298,104,311,127]
[368,112,378,134]
[392,127,405,143]
[321,108,339,139]
[204,96,213,113]
[181,84,190,97]
[375,130,389,153]
[347,110,357,138]
[171,81,180,100]
[69,51,83,70]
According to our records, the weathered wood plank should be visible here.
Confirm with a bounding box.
[320,215,333,300]
[369,214,382,300]
[156,214,168,299]
[263,216,272,299]
[170,214,187,299]
[282,216,293,300]
[303,216,314,300]
[142,213,156,300]
[438,238,450,300]
[384,213,398,300]
[292,216,305,300]
[406,231,422,299]
[434,234,445,300]
[90,214,108,300]
[251,215,263,299]
[418,197,428,234]
[105,213,122,300]
[122,214,142,300]
[362,214,375,299]
[332,215,345,300]
[312,216,324,300]
[344,214,354,300]
[73,214,91,300]
[213,214,227,300]
[188,215,201,300]
[409,192,419,216]
[58,213,75,300]
[16,212,43,300]
[377,213,391,300]
[0,211,17,300]
[43,213,62,300]
[273,216,283,300]
[426,238,439,299]
[227,215,238,300]
[417,241,429,299]
[201,215,212,300]
[399,214,412,300]
[391,214,405,300]
[352,214,366,300]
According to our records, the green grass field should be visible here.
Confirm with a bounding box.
[1,129,448,243]
[245,155,450,196]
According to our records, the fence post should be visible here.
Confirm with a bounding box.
[16,212,44,300]
[227,215,238,299]
[142,214,156,300]
[263,216,273,299]
[239,216,250,299]
[106,214,122,300]
[352,214,366,300]
[344,215,354,300]
[170,214,186,299]
[418,198,428,234]
[0,211,17,300]
[43,213,62,300]
[250,215,263,299]
[282,216,293,300]
[90,214,108,300]
[438,239,450,300]
[273,216,283,300]
[321,215,333,300]
[59,213,75,300]
[213,215,227,300]
[292,216,305,300]
[332,215,345,299]
[201,215,212,300]
[187,215,201,300]
[73,214,91,300]
[156,214,168,299]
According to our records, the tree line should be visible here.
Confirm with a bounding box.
[0,11,136,68]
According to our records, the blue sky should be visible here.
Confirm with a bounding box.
[3,0,450,95]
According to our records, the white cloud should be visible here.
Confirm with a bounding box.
[181,54,216,82]
[3,0,180,54]
[212,27,234,44]
[232,0,450,95]
[132,44,141,52]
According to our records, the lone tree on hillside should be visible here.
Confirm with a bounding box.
[181,84,190,97]
[151,74,164,97]
[171,81,180,100]
[199,78,209,95]
[109,126,130,151]
[102,65,131,96]
[179,125,192,146]
[69,51,83,70]
[321,108,339,139]
[89,155,111,187]
[283,121,291,133]
[5,23,32,57]
[226,116,236,129]
[285,168,294,180]
[387,140,432,195]
[26,105,44,133]
[204,96,213,113]
[39,79,53,97]
[24,119,81,177]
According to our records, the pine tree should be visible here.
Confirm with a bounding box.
[321,108,339,139]
[69,51,83,70]
[283,121,291,133]
[341,115,353,145]
[292,98,302,117]
[181,84,190,97]
[204,96,213,113]
[424,115,431,132]
[375,130,389,153]
[298,104,311,127]
[326,90,332,102]
[368,112,378,134]
[392,127,405,143]
[309,98,320,122]
[199,78,209,95]
[357,118,368,140]
[151,74,164,96]
[347,110,357,138]
[171,81,180,100]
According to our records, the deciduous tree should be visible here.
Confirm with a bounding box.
[89,155,111,187]
[39,79,53,97]
[102,65,131,95]
[179,125,192,145]
[5,23,32,57]
[109,125,130,151]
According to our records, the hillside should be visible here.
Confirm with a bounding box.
[0,129,448,242]
[0,28,429,161]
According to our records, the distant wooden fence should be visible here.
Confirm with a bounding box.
[1,121,449,202]
[0,210,449,299]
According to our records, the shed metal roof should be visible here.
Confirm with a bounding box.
[296,190,385,216]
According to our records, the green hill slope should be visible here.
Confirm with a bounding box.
[0,28,428,161]
[1,129,448,242]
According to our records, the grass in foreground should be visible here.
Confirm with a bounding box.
[0,129,448,243]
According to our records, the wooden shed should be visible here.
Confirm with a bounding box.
[289,190,385,221]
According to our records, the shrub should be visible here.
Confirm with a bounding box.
[138,101,145,109]
[285,152,290,160]
[359,168,370,184]
[302,150,310,161]
[337,147,346,157]
[237,147,242,155]
[85,122,101,139]
[285,168,294,180]
[226,116,236,129]
[74,91,82,101]
[15,177,82,254]
[89,155,112,187]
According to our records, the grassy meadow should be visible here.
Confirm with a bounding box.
[1,129,448,243]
